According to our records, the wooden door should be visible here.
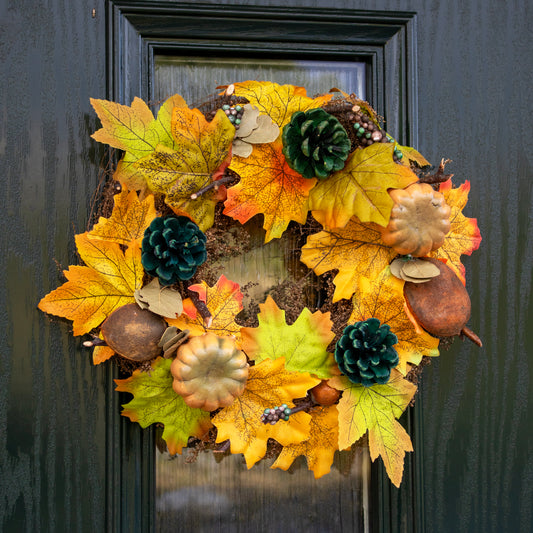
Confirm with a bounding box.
[1,1,531,532]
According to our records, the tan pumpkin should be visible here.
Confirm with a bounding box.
[381,183,451,256]
[171,332,249,411]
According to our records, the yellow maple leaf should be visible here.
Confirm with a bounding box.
[350,268,439,374]
[430,180,482,278]
[271,404,339,479]
[88,187,156,245]
[167,275,243,341]
[93,344,115,365]
[330,369,416,487]
[91,95,188,191]
[132,108,234,230]
[38,234,143,335]
[398,145,431,168]
[212,357,320,468]
[301,217,397,302]
[225,139,316,242]
[232,81,332,129]
[309,143,418,229]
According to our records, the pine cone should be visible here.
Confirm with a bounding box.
[335,318,399,387]
[282,108,351,180]
[141,215,207,285]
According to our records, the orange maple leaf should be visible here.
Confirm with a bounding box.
[309,143,418,229]
[232,81,332,129]
[88,187,156,245]
[167,275,243,341]
[271,404,339,479]
[330,369,416,487]
[212,357,320,468]
[430,180,482,277]
[350,267,439,374]
[38,234,143,335]
[300,216,397,302]
[225,139,316,242]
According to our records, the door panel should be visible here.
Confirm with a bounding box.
[3,1,530,532]
[154,55,370,532]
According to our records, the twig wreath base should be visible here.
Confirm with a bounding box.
[39,81,482,486]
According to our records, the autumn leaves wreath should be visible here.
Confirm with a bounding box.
[38,81,482,486]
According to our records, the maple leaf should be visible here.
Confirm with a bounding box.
[212,357,320,467]
[38,234,143,335]
[385,137,431,168]
[232,81,332,129]
[88,187,156,245]
[91,95,187,191]
[330,369,416,487]
[115,357,212,454]
[167,275,243,341]
[301,217,397,302]
[132,108,234,230]
[309,143,418,229]
[350,267,440,374]
[224,139,316,242]
[430,180,482,277]
[240,296,336,379]
[271,404,339,479]
[93,344,115,365]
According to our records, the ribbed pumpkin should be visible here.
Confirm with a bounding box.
[381,183,451,257]
[170,333,249,411]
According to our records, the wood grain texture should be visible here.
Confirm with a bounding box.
[0,1,109,531]
[1,0,531,532]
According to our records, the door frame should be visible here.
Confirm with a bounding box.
[105,3,420,531]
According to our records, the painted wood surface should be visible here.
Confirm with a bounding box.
[1,0,531,532]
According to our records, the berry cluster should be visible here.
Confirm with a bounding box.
[222,104,244,128]
[351,107,404,161]
[261,404,292,424]
[352,108,387,146]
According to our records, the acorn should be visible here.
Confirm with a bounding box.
[309,380,341,406]
[403,258,482,346]
[100,303,167,361]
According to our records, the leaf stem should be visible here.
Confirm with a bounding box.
[188,288,213,327]
[190,174,235,200]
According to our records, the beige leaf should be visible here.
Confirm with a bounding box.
[134,278,183,318]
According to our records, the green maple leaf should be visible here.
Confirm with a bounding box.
[240,296,336,379]
[90,94,188,191]
[330,369,416,487]
[115,357,212,454]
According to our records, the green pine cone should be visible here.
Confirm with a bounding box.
[141,215,207,285]
[282,108,351,180]
[335,318,399,387]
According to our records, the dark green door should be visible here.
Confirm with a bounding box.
[1,1,531,532]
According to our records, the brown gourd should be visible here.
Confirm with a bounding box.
[403,258,482,346]
[100,303,167,361]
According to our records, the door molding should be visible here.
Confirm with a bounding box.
[106,3,419,531]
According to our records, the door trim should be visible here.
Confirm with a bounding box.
[105,3,419,531]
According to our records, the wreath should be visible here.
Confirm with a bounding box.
[38,81,482,486]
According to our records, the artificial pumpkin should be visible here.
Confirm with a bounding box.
[171,332,249,411]
[380,182,451,256]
